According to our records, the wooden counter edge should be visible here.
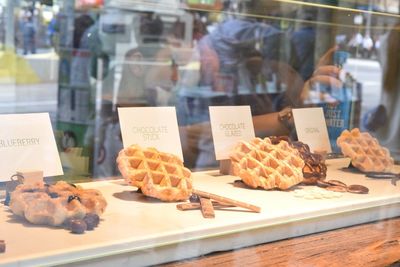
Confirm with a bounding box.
[161,217,400,267]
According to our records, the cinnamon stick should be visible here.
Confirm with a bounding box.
[193,189,261,213]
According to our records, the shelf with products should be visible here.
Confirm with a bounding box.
[1,159,400,266]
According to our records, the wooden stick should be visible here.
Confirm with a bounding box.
[193,189,261,213]
[177,202,235,211]
[200,197,215,218]
[177,203,201,211]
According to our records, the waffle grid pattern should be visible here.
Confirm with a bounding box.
[230,138,305,190]
[337,128,394,172]
[117,145,193,201]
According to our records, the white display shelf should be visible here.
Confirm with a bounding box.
[1,159,400,267]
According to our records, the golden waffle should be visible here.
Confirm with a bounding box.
[337,128,394,172]
[230,138,304,190]
[117,144,193,201]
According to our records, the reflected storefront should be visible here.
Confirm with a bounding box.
[1,0,400,266]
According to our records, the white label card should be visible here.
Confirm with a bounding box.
[0,113,63,181]
[292,107,332,153]
[118,107,183,160]
[209,106,255,160]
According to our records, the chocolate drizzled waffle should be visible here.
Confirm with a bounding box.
[270,136,327,185]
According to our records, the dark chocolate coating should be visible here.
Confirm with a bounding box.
[347,184,369,194]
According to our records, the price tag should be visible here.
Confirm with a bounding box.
[292,107,332,153]
[209,106,255,160]
[118,107,183,160]
[0,113,63,182]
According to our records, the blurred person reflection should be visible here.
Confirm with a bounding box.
[362,34,373,59]
[196,1,283,92]
[348,31,363,57]
[22,14,36,55]
[94,13,176,176]
[73,14,95,49]
[372,22,400,161]
[47,16,58,48]
[289,10,316,81]
[110,45,175,106]
[178,1,342,169]
[192,13,208,41]
[180,47,342,169]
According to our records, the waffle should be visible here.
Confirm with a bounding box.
[337,128,394,172]
[117,144,193,201]
[10,181,107,226]
[270,137,327,185]
[230,137,304,190]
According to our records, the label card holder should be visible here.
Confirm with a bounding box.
[0,113,63,182]
[209,106,255,167]
[118,107,184,160]
[292,107,332,153]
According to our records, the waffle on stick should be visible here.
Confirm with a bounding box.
[230,137,304,190]
[117,145,193,202]
[337,128,394,172]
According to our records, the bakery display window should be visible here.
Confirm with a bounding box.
[1,0,400,266]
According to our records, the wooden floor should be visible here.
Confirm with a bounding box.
[162,217,400,267]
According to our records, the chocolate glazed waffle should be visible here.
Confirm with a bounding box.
[230,137,304,190]
[270,136,327,185]
[117,145,193,202]
[337,128,394,172]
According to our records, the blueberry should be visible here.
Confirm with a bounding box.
[68,195,81,203]
[49,192,59,198]
[83,214,100,230]
[69,219,87,234]
[189,194,200,203]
